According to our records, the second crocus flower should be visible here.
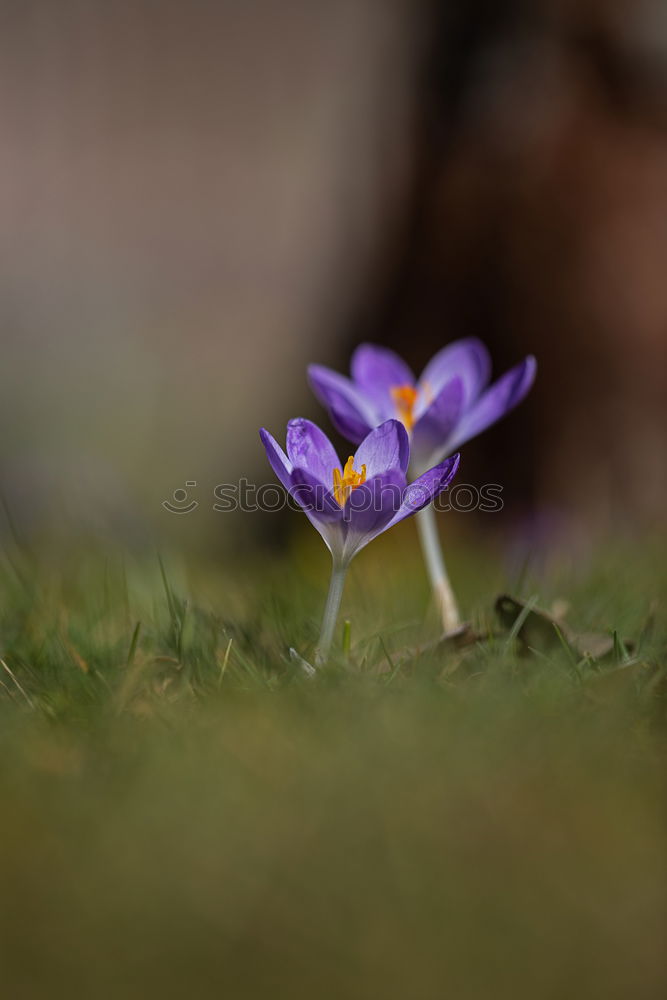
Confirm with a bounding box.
[309,339,535,471]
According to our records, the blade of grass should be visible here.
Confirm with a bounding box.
[1,658,35,709]
[126,621,142,666]
[552,623,583,682]
[157,555,177,624]
[218,637,234,688]
[341,620,352,660]
[379,635,402,686]
[612,629,631,665]
[503,593,540,652]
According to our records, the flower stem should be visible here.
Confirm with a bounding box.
[415,504,460,634]
[315,560,348,666]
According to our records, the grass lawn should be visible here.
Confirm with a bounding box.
[0,528,665,999]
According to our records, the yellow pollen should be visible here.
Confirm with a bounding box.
[391,384,419,430]
[333,456,367,507]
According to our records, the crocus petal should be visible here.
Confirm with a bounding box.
[289,467,345,559]
[308,365,375,443]
[418,338,491,409]
[290,467,342,522]
[447,356,537,453]
[286,418,341,489]
[352,418,410,479]
[341,469,407,560]
[411,377,464,468]
[351,343,415,389]
[390,453,461,526]
[350,343,415,417]
[259,428,293,491]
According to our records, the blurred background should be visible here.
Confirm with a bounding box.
[1,0,666,555]
[1,9,665,995]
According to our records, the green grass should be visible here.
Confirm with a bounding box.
[0,529,665,998]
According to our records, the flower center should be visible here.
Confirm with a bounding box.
[390,384,418,430]
[333,456,367,507]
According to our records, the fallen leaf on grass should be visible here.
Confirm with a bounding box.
[494,595,636,661]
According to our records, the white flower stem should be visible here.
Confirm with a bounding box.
[415,503,460,634]
[315,559,347,666]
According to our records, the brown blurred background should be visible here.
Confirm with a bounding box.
[1,0,665,552]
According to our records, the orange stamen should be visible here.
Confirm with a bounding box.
[333,456,367,507]
[390,384,418,431]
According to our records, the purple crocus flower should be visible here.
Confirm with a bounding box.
[260,417,459,663]
[260,417,459,565]
[308,340,536,469]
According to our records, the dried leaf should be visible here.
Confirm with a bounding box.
[494,594,635,662]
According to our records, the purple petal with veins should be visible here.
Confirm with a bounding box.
[290,467,342,522]
[259,428,293,491]
[418,338,491,409]
[411,377,464,467]
[353,418,409,479]
[286,418,340,488]
[342,469,407,559]
[308,365,375,443]
[447,356,536,453]
[390,453,460,526]
[350,343,415,418]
